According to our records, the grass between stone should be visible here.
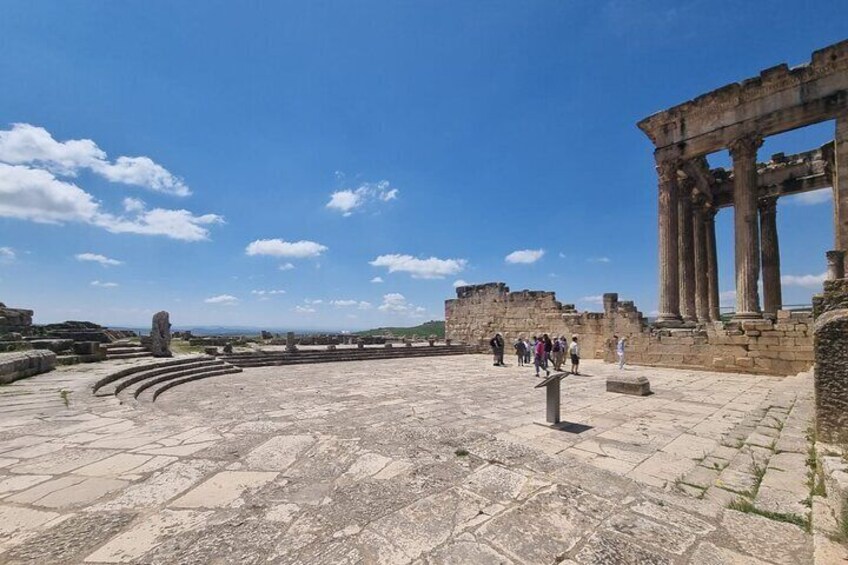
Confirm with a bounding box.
[728,498,810,532]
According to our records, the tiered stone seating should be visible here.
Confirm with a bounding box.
[92,355,241,403]
[103,340,153,360]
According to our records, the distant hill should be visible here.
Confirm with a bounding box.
[355,320,445,339]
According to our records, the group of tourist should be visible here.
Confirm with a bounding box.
[490,333,581,377]
[489,333,628,375]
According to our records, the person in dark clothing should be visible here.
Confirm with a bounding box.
[543,334,553,369]
[514,337,527,366]
[490,333,505,366]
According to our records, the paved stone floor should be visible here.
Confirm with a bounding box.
[0,355,830,563]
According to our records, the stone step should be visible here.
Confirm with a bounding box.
[140,366,243,403]
[118,361,230,400]
[101,359,225,397]
[220,347,470,368]
[106,351,153,360]
[91,355,210,395]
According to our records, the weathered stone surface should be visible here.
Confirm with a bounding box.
[606,374,651,396]
[0,349,56,384]
[150,311,172,358]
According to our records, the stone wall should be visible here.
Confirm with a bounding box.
[0,350,56,385]
[0,303,33,335]
[813,278,848,444]
[445,283,813,376]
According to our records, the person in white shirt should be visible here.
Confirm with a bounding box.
[615,335,626,369]
[569,336,580,375]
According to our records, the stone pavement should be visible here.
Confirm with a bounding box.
[0,355,834,563]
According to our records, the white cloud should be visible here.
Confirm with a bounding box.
[370,254,466,279]
[75,252,123,266]
[580,295,604,304]
[0,247,16,263]
[720,290,736,305]
[123,197,145,213]
[294,305,316,313]
[370,276,384,283]
[0,123,190,196]
[505,249,545,264]
[204,294,239,305]
[785,189,832,206]
[358,301,372,310]
[245,239,328,258]
[91,280,119,288]
[304,299,323,305]
[453,279,469,287]
[251,288,285,301]
[781,272,827,289]
[326,180,399,216]
[0,164,222,241]
[378,292,409,312]
[330,299,358,307]
[587,256,611,263]
[278,263,295,271]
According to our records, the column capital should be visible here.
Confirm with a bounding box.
[655,158,680,183]
[728,133,763,161]
[758,195,778,214]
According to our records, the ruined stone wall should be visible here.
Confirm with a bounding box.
[446,283,813,375]
[0,304,33,336]
[813,278,848,443]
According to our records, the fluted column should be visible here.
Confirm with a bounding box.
[693,195,710,322]
[678,179,697,324]
[705,207,721,322]
[759,196,782,316]
[656,158,682,325]
[729,134,763,321]
[835,114,848,276]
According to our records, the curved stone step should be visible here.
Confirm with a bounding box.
[118,360,229,400]
[139,366,243,403]
[109,359,225,397]
[92,355,209,395]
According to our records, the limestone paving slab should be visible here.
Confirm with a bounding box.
[0,356,821,564]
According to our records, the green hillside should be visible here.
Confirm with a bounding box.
[355,320,445,338]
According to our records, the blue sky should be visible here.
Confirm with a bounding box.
[0,1,845,330]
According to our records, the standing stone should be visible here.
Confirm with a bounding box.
[150,311,172,358]
[285,332,298,352]
[814,278,848,444]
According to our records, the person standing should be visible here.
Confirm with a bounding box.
[543,334,553,370]
[616,335,626,369]
[523,337,532,365]
[534,337,549,378]
[490,333,505,366]
[551,336,563,371]
[514,337,526,367]
[569,335,580,375]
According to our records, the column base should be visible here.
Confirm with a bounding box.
[731,311,763,322]
[655,314,683,328]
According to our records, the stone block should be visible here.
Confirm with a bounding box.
[606,374,651,396]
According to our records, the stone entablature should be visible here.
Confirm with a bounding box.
[446,283,813,376]
[638,40,848,159]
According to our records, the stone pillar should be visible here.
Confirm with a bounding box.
[150,311,172,358]
[678,179,697,324]
[692,196,710,322]
[656,159,682,325]
[759,197,782,316]
[835,114,848,275]
[729,134,763,320]
[705,207,721,322]
[826,250,845,281]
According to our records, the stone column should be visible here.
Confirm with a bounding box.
[835,114,848,275]
[692,196,710,322]
[759,196,782,316]
[656,159,682,325]
[705,207,721,322]
[678,179,697,324]
[729,134,763,320]
[826,250,845,281]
